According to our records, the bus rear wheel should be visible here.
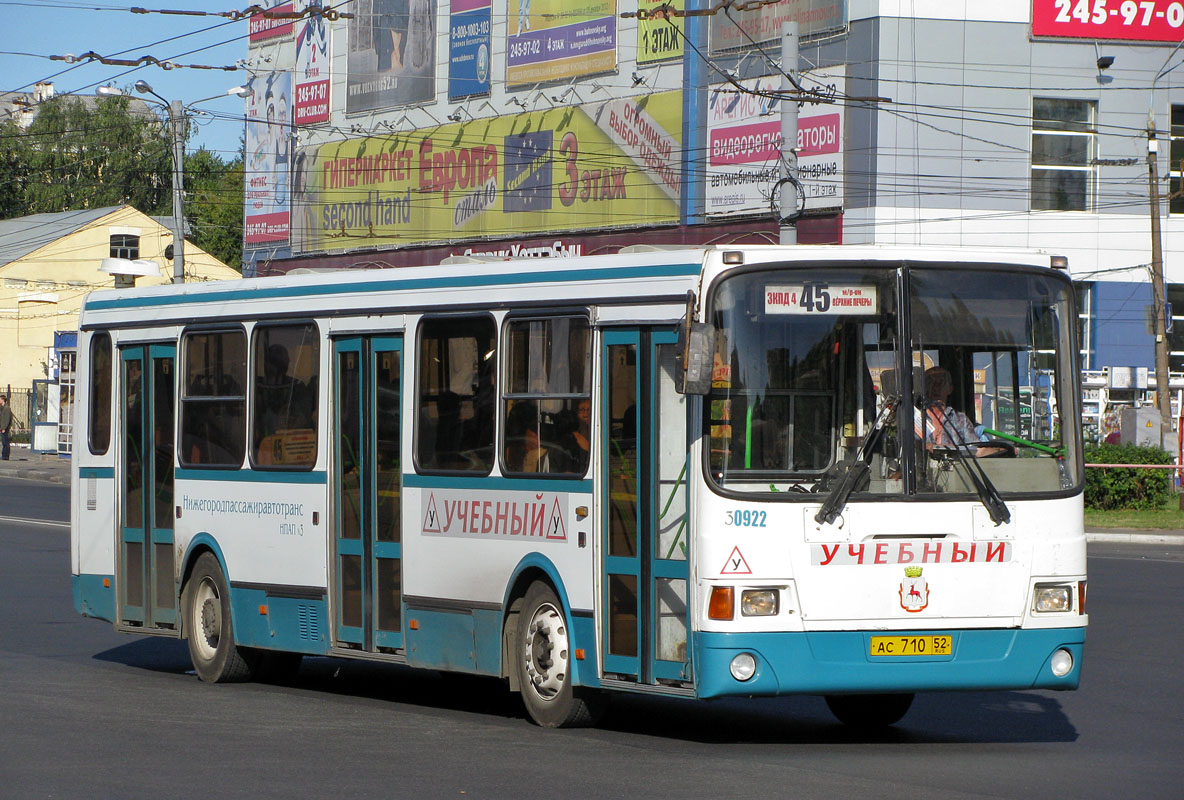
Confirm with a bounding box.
[825,693,914,727]
[183,552,255,683]
[515,582,600,728]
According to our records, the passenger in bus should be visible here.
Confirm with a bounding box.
[555,399,591,472]
[506,400,558,473]
[917,366,1004,456]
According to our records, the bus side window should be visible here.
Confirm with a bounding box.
[180,329,247,468]
[417,316,496,473]
[88,332,113,455]
[501,315,591,477]
[251,323,319,468]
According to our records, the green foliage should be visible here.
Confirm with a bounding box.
[17,94,171,214]
[1083,443,1175,510]
[184,149,243,272]
[0,93,242,271]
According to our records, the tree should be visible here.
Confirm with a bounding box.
[17,94,171,214]
[185,148,244,272]
[0,93,243,271]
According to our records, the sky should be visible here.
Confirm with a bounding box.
[2,0,255,160]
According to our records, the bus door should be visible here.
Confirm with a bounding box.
[601,328,691,685]
[332,336,404,653]
[117,344,177,631]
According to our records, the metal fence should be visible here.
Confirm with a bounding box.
[3,387,33,439]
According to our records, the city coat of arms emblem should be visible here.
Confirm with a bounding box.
[899,566,930,613]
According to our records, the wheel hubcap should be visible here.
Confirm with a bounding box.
[192,577,221,660]
[523,602,568,701]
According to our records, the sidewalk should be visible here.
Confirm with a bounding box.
[0,448,1181,544]
[0,445,71,484]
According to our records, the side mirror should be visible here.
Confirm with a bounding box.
[676,291,713,395]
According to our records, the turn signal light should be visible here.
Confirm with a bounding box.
[1078,581,1087,615]
[708,586,734,620]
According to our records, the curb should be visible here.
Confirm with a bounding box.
[1086,531,1184,545]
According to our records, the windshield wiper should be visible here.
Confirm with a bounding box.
[929,410,1011,526]
[815,396,898,526]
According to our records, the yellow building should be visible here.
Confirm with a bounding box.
[0,205,241,392]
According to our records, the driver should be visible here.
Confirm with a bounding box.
[916,366,1003,455]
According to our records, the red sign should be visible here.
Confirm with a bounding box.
[245,212,290,244]
[1033,0,1184,42]
[294,79,329,125]
[249,2,295,43]
[797,113,840,157]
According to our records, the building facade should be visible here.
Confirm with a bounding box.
[242,1,1184,437]
[0,205,241,393]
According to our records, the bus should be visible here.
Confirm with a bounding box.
[71,245,1086,728]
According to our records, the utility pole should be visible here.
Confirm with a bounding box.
[167,99,186,284]
[1147,124,1172,433]
[779,21,799,244]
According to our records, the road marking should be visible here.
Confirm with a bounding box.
[0,515,68,529]
[1090,555,1184,566]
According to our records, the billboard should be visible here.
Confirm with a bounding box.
[709,0,847,53]
[346,0,437,112]
[449,0,492,100]
[291,91,682,253]
[638,0,684,64]
[1032,0,1184,41]
[245,71,293,244]
[249,1,295,44]
[294,0,330,125]
[705,69,844,218]
[506,0,617,87]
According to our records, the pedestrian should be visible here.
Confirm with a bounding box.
[0,394,12,460]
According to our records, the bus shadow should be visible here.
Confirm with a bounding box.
[597,690,1078,745]
[93,637,193,674]
[91,640,1077,744]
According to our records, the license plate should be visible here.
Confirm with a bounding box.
[869,635,952,657]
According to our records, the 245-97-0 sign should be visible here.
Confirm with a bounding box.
[1033,0,1184,41]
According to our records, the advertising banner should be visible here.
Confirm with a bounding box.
[294,0,330,125]
[705,69,843,218]
[709,0,847,53]
[449,0,492,100]
[506,0,617,87]
[347,0,437,112]
[638,0,684,64]
[245,71,293,244]
[249,1,295,44]
[291,91,681,253]
[1032,0,1184,41]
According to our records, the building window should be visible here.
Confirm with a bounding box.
[1031,98,1096,212]
[1170,105,1184,215]
[1074,282,1094,371]
[110,234,140,260]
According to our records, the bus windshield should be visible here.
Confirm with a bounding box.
[706,262,1081,498]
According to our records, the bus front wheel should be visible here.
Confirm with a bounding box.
[825,693,914,727]
[515,582,600,728]
[183,552,255,683]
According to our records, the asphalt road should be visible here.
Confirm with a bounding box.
[1,477,1181,799]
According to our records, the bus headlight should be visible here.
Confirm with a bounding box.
[1050,648,1074,677]
[730,653,757,681]
[741,589,779,616]
[1033,584,1072,613]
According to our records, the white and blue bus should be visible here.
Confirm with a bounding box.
[71,245,1086,727]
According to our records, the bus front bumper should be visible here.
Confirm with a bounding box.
[693,627,1085,699]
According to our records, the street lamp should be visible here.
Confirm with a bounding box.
[97,82,248,284]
